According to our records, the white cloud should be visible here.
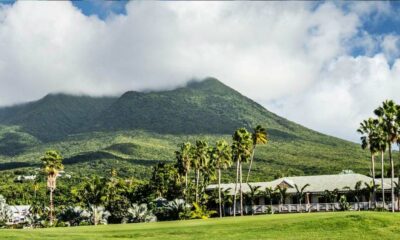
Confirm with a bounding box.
[0,1,397,142]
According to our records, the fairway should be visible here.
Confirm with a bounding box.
[2,212,400,240]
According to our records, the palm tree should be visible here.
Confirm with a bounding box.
[363,181,380,209]
[193,140,209,204]
[276,185,288,212]
[344,181,363,211]
[176,142,194,202]
[358,118,379,205]
[246,184,261,215]
[211,140,232,218]
[41,150,64,226]
[232,128,252,216]
[294,184,310,212]
[80,176,108,226]
[246,125,268,183]
[374,100,399,212]
[323,189,339,211]
[373,121,388,208]
[264,187,276,214]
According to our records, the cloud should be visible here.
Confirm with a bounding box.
[0,1,397,142]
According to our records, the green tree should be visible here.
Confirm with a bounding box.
[232,128,252,216]
[211,140,232,218]
[344,181,363,211]
[264,187,276,214]
[176,142,194,202]
[246,184,261,215]
[41,150,64,226]
[193,140,210,204]
[76,176,108,226]
[358,118,379,205]
[246,125,268,183]
[294,184,310,212]
[374,100,399,212]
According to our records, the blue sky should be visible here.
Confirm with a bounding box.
[0,1,400,142]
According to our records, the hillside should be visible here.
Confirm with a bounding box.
[0,78,370,181]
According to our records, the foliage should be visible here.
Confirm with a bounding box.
[190,203,216,220]
[0,195,12,226]
[125,203,156,223]
[338,195,351,211]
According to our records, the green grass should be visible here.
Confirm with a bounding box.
[3,212,400,239]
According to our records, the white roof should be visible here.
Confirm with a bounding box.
[207,173,392,195]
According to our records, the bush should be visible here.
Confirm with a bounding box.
[339,195,351,211]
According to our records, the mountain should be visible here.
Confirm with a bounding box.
[0,78,369,180]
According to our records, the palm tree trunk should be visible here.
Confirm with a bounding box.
[381,151,385,209]
[49,188,54,226]
[240,162,243,216]
[246,147,256,183]
[93,205,97,226]
[389,144,395,213]
[233,160,239,217]
[196,169,200,204]
[270,199,273,214]
[185,171,188,203]
[371,154,376,207]
[218,168,222,218]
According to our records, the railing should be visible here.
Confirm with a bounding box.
[227,201,396,215]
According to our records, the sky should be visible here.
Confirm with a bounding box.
[0,1,399,143]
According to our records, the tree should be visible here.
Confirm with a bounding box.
[363,181,379,209]
[193,140,210,204]
[344,181,363,211]
[374,100,399,212]
[41,150,64,226]
[294,184,310,212]
[77,176,108,226]
[264,187,276,214]
[276,185,288,212]
[232,128,252,216]
[358,118,379,206]
[246,125,268,183]
[246,184,261,215]
[0,195,12,226]
[211,140,232,218]
[176,142,194,202]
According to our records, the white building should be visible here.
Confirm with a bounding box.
[207,173,398,214]
[7,205,30,225]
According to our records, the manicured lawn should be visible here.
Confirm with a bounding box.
[2,212,400,240]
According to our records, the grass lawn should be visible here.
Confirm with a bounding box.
[2,211,400,240]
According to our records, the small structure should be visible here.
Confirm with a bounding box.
[7,205,30,225]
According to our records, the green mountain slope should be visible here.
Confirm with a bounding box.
[0,78,370,180]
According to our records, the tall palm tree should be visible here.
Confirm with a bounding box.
[232,128,252,216]
[294,184,310,212]
[41,150,64,226]
[358,118,379,206]
[193,140,209,204]
[373,120,388,208]
[246,125,268,183]
[211,140,232,218]
[176,142,194,202]
[374,100,399,212]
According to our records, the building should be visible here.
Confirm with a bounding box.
[207,173,398,214]
[7,205,30,225]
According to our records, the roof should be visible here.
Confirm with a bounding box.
[207,173,393,195]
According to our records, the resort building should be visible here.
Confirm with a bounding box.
[207,173,398,214]
[7,205,30,225]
